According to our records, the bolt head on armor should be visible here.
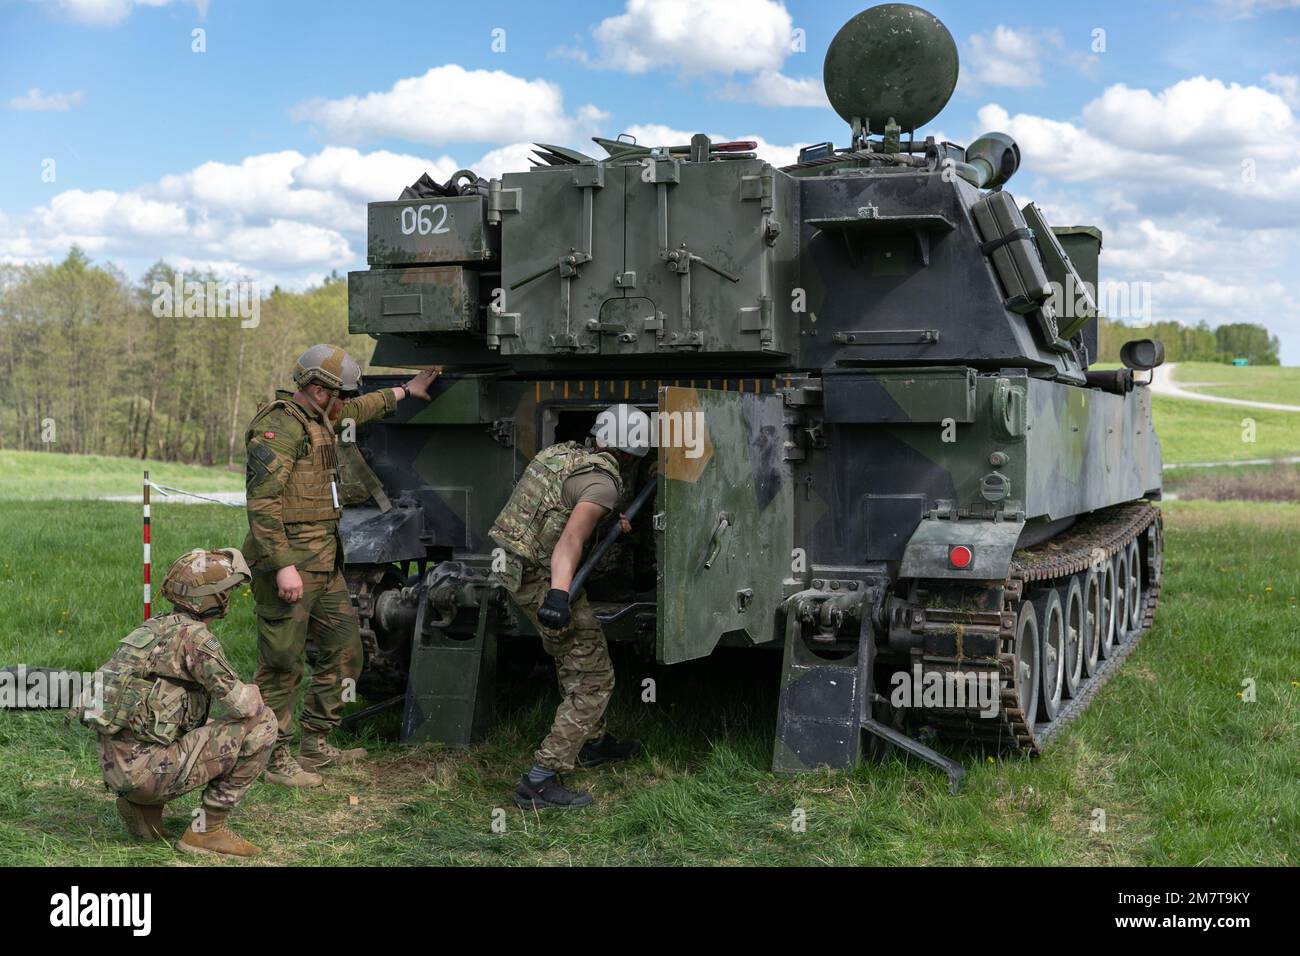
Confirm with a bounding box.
[161,548,251,618]
[292,344,363,394]
[591,403,651,458]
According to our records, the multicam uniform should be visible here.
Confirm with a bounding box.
[243,388,396,747]
[83,614,276,813]
[490,441,624,772]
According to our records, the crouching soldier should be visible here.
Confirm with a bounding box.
[489,404,647,811]
[77,548,275,858]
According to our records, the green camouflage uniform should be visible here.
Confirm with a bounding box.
[243,388,396,746]
[490,441,624,772]
[83,613,276,813]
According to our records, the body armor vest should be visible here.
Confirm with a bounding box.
[252,398,341,523]
[80,617,209,746]
[489,442,623,566]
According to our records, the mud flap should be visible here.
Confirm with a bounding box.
[773,601,872,773]
[401,596,497,746]
[773,599,966,793]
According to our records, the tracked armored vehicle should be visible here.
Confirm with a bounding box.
[339,3,1164,787]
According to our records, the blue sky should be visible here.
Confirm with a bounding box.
[2,0,1299,359]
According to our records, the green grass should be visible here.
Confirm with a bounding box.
[1152,397,1300,465]
[0,449,243,501]
[1,498,1296,866]
[1172,362,1300,407]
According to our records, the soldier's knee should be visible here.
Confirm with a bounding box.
[246,709,278,752]
[258,640,304,675]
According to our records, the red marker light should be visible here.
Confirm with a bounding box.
[949,545,973,569]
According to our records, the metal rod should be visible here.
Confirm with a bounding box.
[143,470,151,621]
[568,479,657,601]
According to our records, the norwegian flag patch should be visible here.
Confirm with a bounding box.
[264,431,275,439]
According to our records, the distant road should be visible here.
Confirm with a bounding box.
[1150,363,1300,412]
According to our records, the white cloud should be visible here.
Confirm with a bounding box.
[291,65,607,147]
[1264,73,1300,109]
[723,70,829,108]
[975,75,1300,359]
[8,88,85,111]
[621,123,801,167]
[49,0,206,25]
[961,26,1098,92]
[0,146,465,278]
[1213,0,1300,17]
[210,220,352,269]
[978,75,1300,205]
[1081,77,1293,156]
[566,0,795,75]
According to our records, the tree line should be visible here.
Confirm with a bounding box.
[1099,317,1280,365]
[0,249,1285,466]
[0,248,375,465]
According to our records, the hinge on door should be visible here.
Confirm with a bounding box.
[487,181,521,223]
[741,171,775,213]
[652,512,666,532]
[485,309,520,350]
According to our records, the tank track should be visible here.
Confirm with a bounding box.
[920,501,1162,755]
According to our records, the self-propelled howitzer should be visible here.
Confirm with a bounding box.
[339,2,1164,786]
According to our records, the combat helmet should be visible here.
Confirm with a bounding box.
[162,548,251,618]
[293,344,363,394]
[591,404,652,458]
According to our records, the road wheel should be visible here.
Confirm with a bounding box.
[1012,599,1041,728]
[1081,567,1102,677]
[1113,548,1131,644]
[1033,588,1065,722]
[1126,538,1143,634]
[1062,577,1085,698]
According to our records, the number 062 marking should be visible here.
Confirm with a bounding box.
[399,204,449,236]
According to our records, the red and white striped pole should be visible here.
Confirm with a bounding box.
[143,470,152,621]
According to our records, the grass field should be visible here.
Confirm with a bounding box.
[1152,397,1300,465]
[0,449,243,501]
[1172,362,1300,407]
[1,493,1296,866]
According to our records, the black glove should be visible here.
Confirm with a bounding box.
[537,589,571,630]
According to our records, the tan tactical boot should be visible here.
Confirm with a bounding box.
[262,745,323,787]
[176,818,261,858]
[115,797,166,840]
[298,733,367,772]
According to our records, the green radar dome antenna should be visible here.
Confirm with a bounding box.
[822,2,959,148]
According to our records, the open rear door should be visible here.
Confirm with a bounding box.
[656,386,793,664]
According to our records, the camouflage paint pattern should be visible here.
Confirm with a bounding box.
[252,567,363,747]
[243,388,395,572]
[86,613,275,812]
[506,562,613,771]
[337,6,1163,771]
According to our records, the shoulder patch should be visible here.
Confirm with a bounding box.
[250,442,276,466]
[120,626,160,649]
[202,636,222,653]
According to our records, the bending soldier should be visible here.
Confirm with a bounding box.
[490,403,648,810]
[244,344,436,786]
[78,548,274,858]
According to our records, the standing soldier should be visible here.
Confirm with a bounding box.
[244,344,437,786]
[78,548,275,858]
[489,404,647,811]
